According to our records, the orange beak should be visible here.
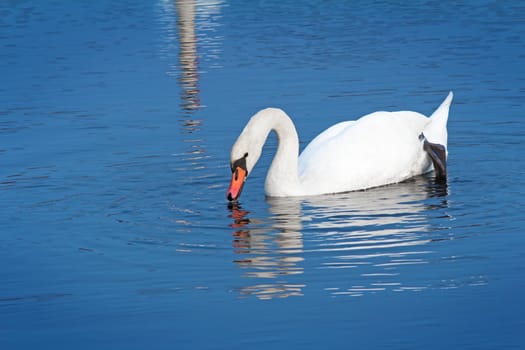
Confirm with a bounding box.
[227,166,247,201]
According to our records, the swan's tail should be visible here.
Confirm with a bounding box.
[423,91,453,148]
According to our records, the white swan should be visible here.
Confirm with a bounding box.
[227,92,453,200]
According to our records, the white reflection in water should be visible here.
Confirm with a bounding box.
[175,0,200,112]
[228,175,467,299]
[156,0,223,115]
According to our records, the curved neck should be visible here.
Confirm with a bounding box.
[248,108,302,197]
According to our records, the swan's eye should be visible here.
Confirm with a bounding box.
[231,156,248,175]
[244,152,248,158]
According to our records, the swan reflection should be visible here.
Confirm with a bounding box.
[229,201,305,299]
[229,175,453,299]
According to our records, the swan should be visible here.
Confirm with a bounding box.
[227,92,453,201]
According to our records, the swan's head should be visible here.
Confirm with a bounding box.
[227,152,248,202]
[227,115,267,201]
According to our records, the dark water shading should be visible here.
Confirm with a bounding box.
[1,1,525,349]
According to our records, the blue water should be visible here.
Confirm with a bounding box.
[2,1,525,349]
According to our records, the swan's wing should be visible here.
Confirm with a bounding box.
[298,112,430,194]
[298,120,355,175]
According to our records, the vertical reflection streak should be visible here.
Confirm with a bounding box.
[176,0,201,114]
[156,0,224,128]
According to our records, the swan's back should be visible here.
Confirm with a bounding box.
[298,111,430,195]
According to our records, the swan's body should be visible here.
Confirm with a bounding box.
[227,92,452,199]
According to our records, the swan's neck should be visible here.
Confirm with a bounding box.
[265,110,301,196]
[245,108,302,197]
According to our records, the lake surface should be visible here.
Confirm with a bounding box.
[2,1,525,349]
